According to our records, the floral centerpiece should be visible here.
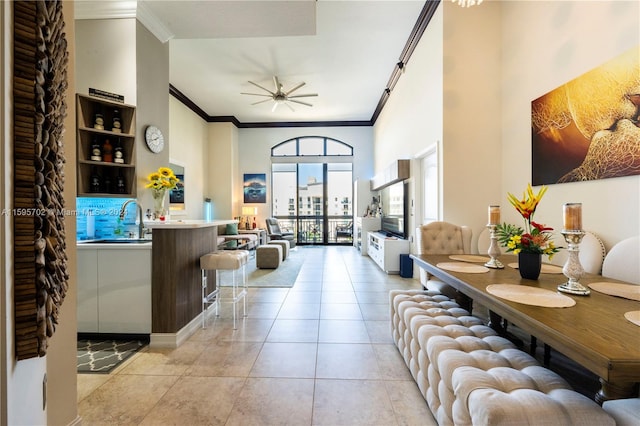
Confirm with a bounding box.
[146,166,179,219]
[496,183,559,279]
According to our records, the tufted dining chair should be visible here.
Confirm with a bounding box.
[415,221,472,301]
[602,235,640,284]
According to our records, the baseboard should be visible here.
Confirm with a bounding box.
[149,306,213,348]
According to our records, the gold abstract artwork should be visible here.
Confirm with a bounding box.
[531,46,640,185]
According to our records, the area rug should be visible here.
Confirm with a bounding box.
[219,248,304,288]
[77,339,147,374]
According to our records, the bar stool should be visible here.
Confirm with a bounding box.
[199,250,249,329]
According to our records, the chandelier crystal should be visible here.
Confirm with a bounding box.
[452,0,484,7]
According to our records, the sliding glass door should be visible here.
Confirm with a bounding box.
[271,162,353,245]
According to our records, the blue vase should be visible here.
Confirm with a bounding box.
[518,252,542,280]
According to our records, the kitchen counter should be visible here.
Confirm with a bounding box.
[77,240,152,249]
[149,219,237,347]
[146,219,235,229]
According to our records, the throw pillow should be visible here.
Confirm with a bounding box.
[226,223,238,235]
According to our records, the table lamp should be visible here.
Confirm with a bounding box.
[241,206,257,230]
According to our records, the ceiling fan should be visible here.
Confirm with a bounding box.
[241,76,318,112]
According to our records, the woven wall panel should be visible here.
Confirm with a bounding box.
[13,0,69,359]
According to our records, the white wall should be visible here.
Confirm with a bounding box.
[375,0,639,253]
[239,126,374,226]
[135,20,170,213]
[75,18,137,105]
[207,122,238,220]
[169,97,208,219]
[500,0,640,248]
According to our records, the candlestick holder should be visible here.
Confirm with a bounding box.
[484,224,504,269]
[558,230,590,296]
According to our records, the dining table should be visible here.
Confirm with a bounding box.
[410,253,640,404]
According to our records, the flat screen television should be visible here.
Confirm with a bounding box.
[379,181,408,239]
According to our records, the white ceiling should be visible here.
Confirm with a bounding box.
[76,1,428,124]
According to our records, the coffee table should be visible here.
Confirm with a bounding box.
[219,238,256,256]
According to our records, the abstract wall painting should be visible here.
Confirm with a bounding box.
[243,173,267,203]
[531,46,640,185]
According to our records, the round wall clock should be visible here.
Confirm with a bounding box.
[145,125,165,153]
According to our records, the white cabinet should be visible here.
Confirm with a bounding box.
[355,217,381,255]
[77,250,99,332]
[77,245,152,334]
[367,231,410,274]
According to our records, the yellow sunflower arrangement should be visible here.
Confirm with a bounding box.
[145,167,179,191]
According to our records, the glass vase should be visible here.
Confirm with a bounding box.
[152,188,167,220]
[518,251,542,280]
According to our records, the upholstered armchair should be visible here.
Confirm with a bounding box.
[265,218,296,248]
[415,221,472,300]
[335,221,353,241]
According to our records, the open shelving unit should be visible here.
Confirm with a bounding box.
[76,94,137,197]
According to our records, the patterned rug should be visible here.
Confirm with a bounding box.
[77,339,147,374]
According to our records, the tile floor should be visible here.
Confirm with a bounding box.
[77,246,439,425]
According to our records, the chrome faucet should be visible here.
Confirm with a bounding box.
[119,199,145,239]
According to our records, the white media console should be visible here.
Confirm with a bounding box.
[367,231,410,274]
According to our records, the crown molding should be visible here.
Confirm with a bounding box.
[74,1,137,20]
[74,1,174,43]
[136,1,175,43]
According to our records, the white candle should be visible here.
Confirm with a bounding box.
[488,205,500,225]
[563,203,582,231]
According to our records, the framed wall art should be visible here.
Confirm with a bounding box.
[531,46,640,185]
[243,173,266,204]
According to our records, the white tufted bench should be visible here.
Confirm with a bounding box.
[390,290,614,426]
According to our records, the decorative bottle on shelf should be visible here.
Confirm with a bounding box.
[113,138,124,163]
[116,171,126,194]
[90,137,102,161]
[93,109,104,130]
[252,217,257,229]
[102,138,113,162]
[112,108,122,133]
[89,167,101,193]
[103,171,112,193]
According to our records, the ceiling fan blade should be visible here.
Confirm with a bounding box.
[289,99,313,107]
[285,82,306,96]
[273,76,282,92]
[248,81,275,95]
[251,99,272,105]
[241,92,272,97]
[271,102,279,112]
[288,93,318,98]
[284,102,295,112]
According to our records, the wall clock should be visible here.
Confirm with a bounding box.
[145,125,165,153]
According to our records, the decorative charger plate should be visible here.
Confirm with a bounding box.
[449,254,490,263]
[624,311,640,327]
[437,262,489,273]
[588,282,640,301]
[486,284,576,308]
[507,262,564,274]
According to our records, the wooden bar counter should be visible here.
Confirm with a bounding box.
[146,220,235,347]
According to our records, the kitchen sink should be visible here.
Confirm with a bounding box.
[78,239,152,244]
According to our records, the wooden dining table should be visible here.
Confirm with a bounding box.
[410,253,640,404]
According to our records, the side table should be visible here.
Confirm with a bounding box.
[239,228,267,246]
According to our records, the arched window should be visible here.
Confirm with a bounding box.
[271,136,353,157]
